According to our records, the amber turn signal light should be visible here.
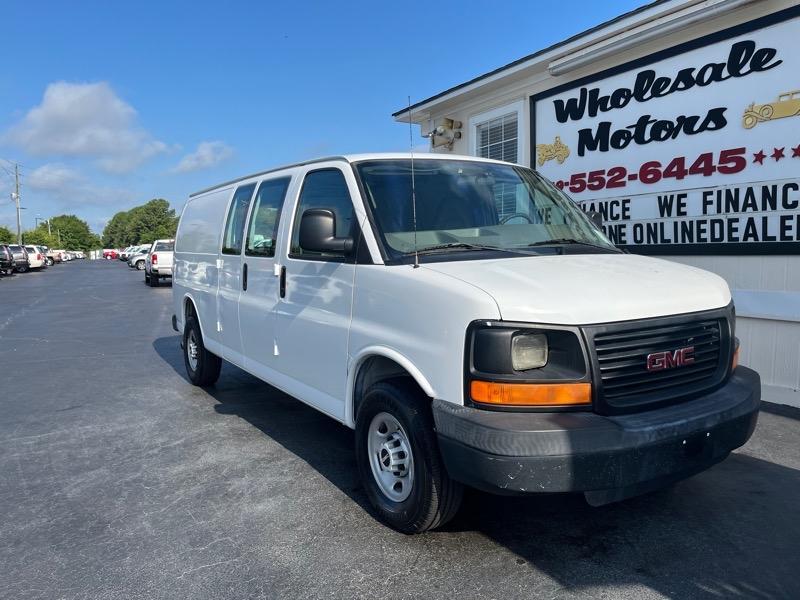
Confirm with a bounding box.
[470,380,592,407]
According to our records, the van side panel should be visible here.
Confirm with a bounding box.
[173,187,232,351]
[346,264,501,427]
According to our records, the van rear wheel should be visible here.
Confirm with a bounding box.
[355,380,463,533]
[183,316,221,386]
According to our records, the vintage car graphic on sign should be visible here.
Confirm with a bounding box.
[536,136,570,166]
[742,89,800,129]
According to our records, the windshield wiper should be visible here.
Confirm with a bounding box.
[526,238,618,252]
[411,242,503,255]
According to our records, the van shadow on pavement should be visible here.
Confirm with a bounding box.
[153,335,800,599]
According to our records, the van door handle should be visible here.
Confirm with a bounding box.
[279,266,286,298]
[242,262,248,291]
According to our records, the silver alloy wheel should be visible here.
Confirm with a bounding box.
[187,330,199,371]
[136,261,145,270]
[367,412,414,502]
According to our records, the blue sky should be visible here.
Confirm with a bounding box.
[0,0,643,234]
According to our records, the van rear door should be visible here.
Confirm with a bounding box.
[217,183,256,366]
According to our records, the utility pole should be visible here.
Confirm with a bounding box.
[12,164,22,245]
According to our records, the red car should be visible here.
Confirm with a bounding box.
[103,249,119,260]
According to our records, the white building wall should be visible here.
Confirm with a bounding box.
[666,254,800,406]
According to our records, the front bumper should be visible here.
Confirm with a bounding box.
[434,367,760,503]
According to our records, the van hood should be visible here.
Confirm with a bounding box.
[422,253,731,325]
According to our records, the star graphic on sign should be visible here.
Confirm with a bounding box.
[792,144,800,158]
[772,147,785,161]
[753,150,766,164]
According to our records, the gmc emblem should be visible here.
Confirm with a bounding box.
[646,346,695,372]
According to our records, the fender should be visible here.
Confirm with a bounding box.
[345,346,437,428]
[180,292,204,340]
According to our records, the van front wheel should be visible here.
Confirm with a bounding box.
[355,380,463,533]
[183,316,221,386]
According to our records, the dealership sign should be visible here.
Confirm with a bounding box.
[532,9,800,254]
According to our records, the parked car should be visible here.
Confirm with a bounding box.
[127,246,151,270]
[24,245,47,269]
[7,245,30,273]
[145,240,174,286]
[120,246,135,261]
[42,247,56,266]
[51,249,67,263]
[171,154,760,533]
[0,244,14,275]
[103,249,119,260]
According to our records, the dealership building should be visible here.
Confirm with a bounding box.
[395,0,800,407]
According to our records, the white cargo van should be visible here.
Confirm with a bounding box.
[172,154,760,533]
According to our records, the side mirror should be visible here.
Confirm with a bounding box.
[587,210,604,230]
[299,208,354,255]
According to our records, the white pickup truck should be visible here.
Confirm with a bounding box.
[145,239,174,287]
[172,153,760,533]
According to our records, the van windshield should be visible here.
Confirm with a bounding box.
[354,159,616,261]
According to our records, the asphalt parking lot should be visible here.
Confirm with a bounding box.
[1,260,799,600]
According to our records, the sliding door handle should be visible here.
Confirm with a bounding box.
[242,262,248,291]
[279,266,287,298]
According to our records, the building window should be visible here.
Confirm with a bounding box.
[469,101,525,219]
[475,112,518,163]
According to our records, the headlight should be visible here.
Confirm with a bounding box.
[511,333,548,371]
[466,321,591,410]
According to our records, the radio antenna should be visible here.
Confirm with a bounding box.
[408,95,419,268]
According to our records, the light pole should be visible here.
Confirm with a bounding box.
[12,164,22,245]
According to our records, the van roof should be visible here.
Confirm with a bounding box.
[189,153,510,197]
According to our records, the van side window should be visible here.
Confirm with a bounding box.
[245,177,291,257]
[291,169,354,258]
[222,183,256,255]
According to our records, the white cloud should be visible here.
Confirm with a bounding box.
[25,163,134,206]
[26,163,83,191]
[171,141,233,173]
[4,81,168,173]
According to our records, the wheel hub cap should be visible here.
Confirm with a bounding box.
[367,412,414,502]
[187,333,199,370]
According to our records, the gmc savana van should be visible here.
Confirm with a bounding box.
[172,153,760,533]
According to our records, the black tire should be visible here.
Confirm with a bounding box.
[144,272,150,285]
[136,260,145,271]
[355,379,463,533]
[150,272,159,287]
[16,266,28,273]
[183,316,222,386]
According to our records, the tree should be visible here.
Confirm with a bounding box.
[0,225,13,244]
[101,199,178,247]
[42,215,102,251]
[102,210,131,248]
[127,199,178,243]
[22,227,59,248]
